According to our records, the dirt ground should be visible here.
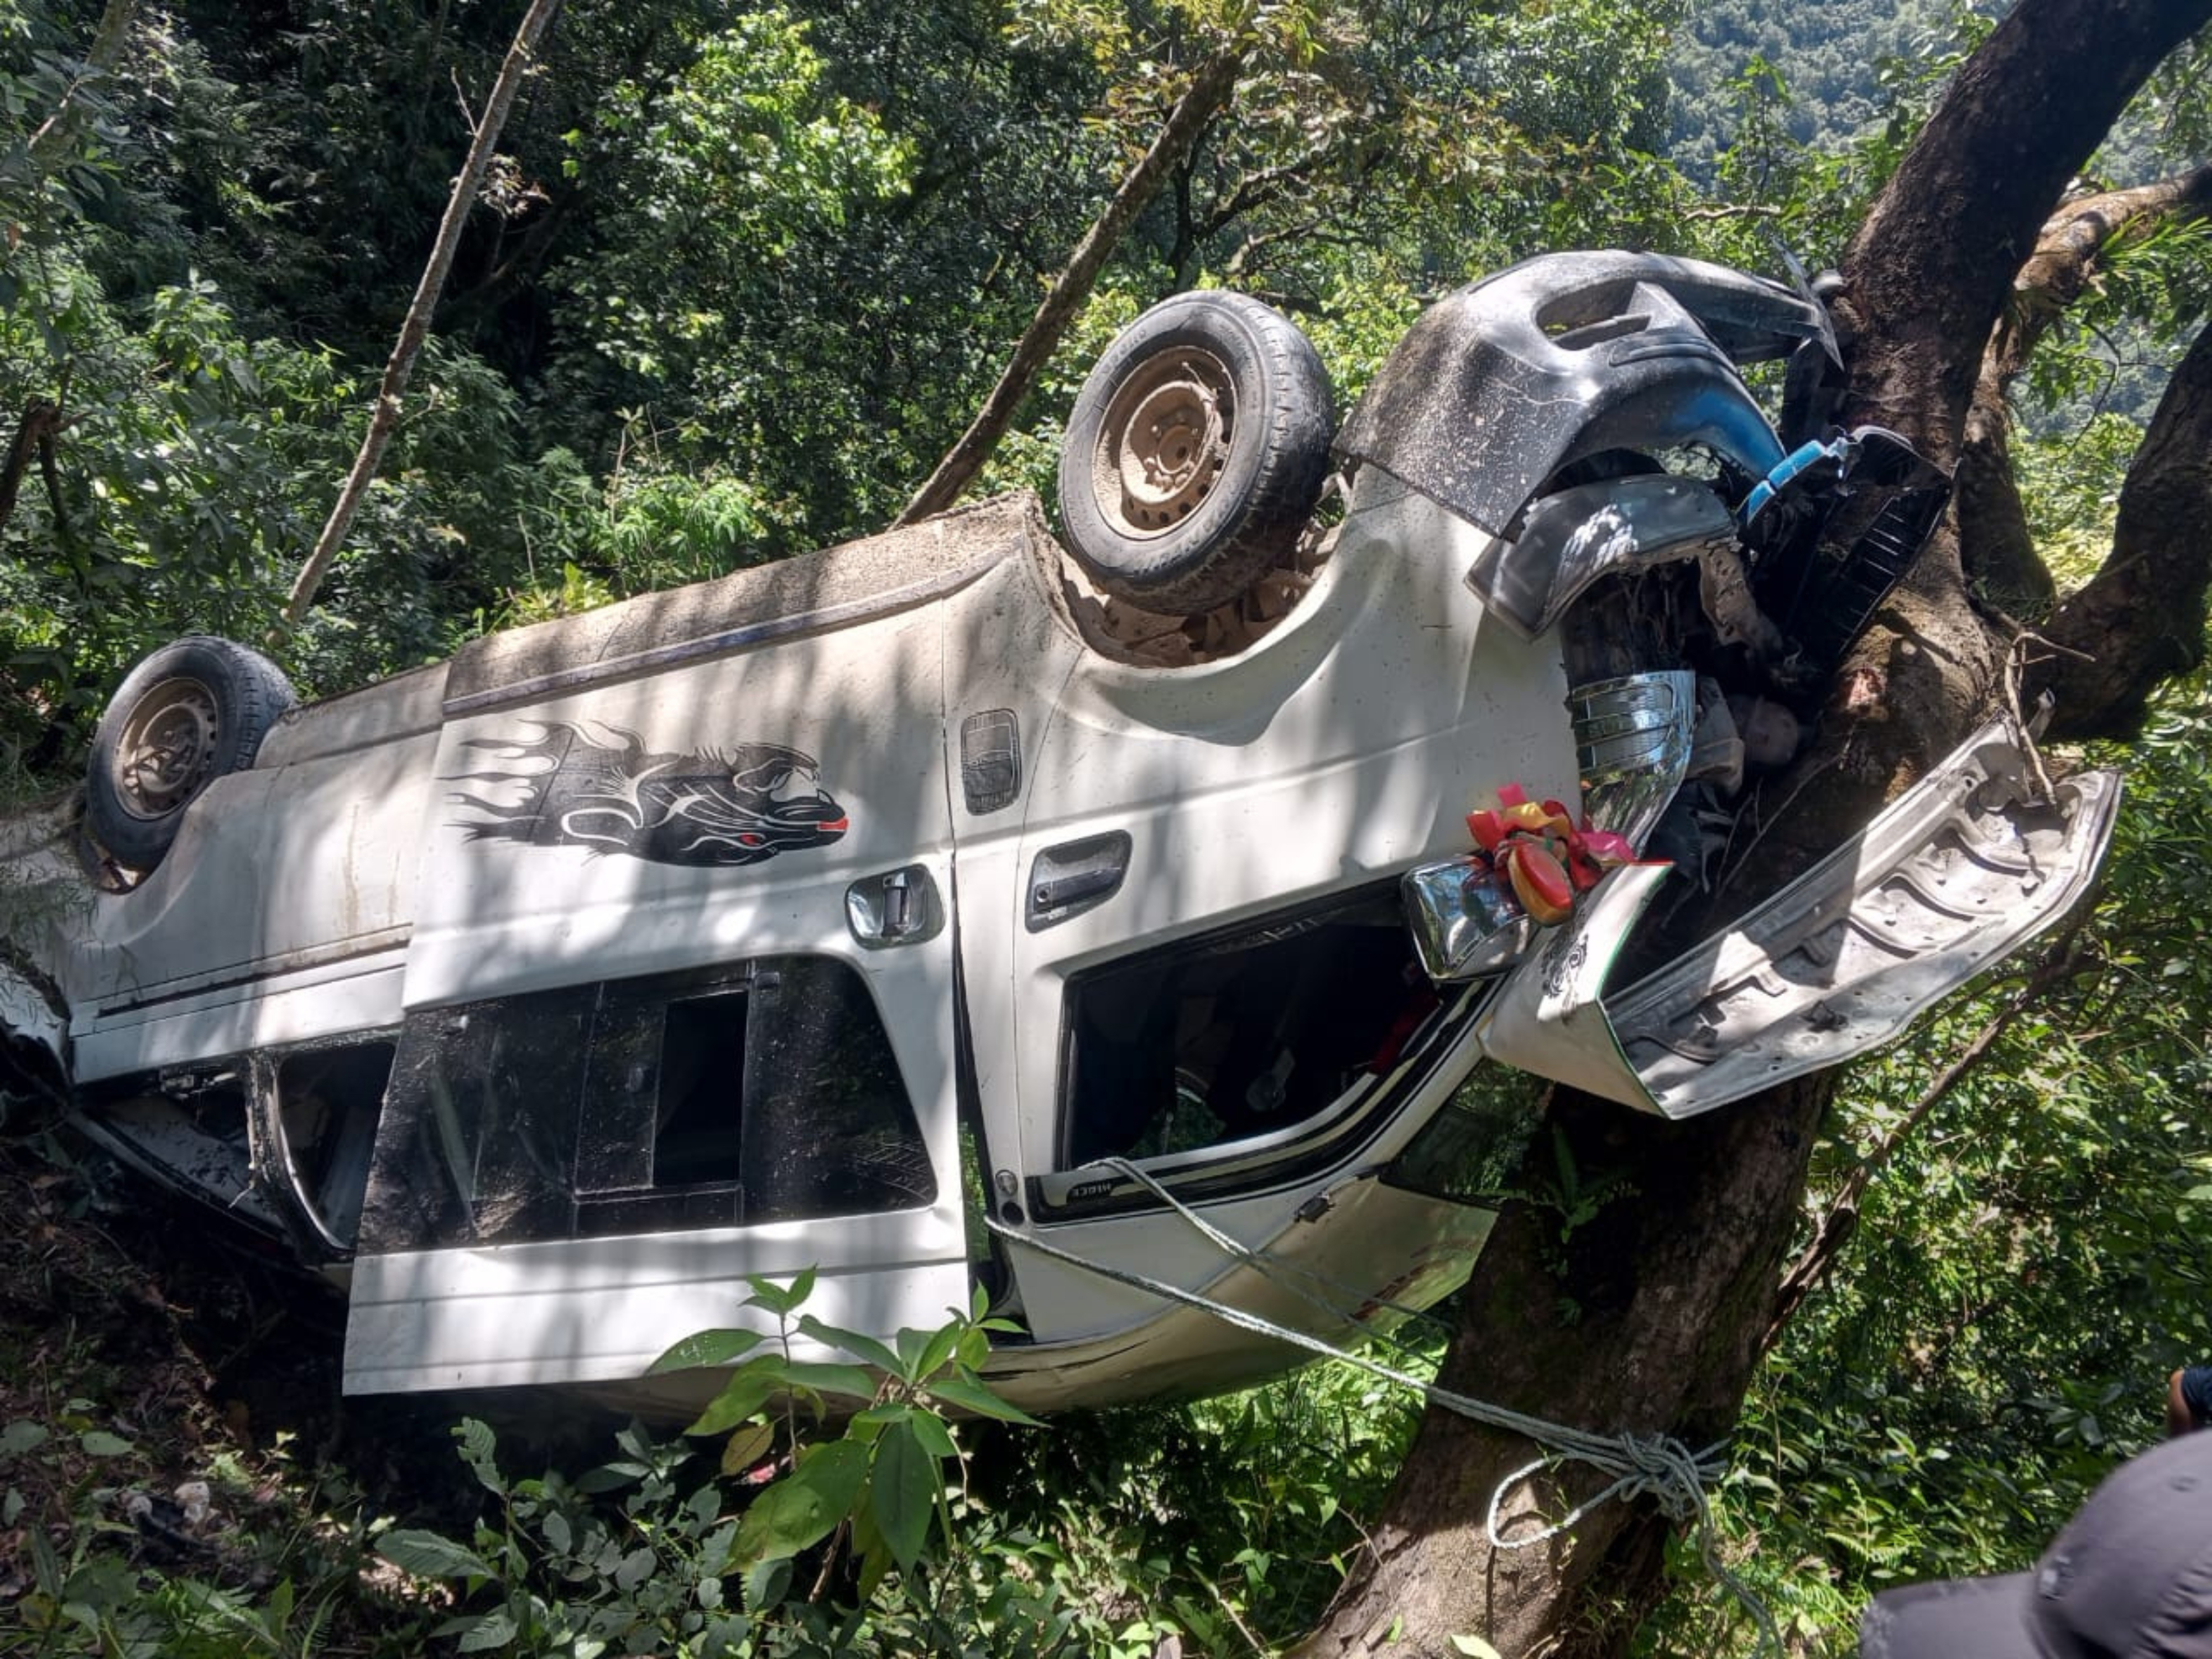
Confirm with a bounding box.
[0,1127,490,1616]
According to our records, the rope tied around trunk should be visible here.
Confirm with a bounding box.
[990,1156,1780,1655]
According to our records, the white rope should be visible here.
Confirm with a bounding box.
[992,1171,1781,1655]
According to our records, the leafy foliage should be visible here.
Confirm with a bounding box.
[6,1,2212,1656]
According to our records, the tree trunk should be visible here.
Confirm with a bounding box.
[2032,317,2212,737]
[1296,1081,1832,1659]
[282,0,566,626]
[1835,0,2212,469]
[25,0,139,175]
[1296,2,2212,1653]
[1956,164,2212,614]
[0,404,61,541]
[893,46,1245,526]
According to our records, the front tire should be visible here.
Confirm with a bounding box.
[86,635,295,872]
[1058,290,1334,614]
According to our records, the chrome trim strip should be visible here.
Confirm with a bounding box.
[1570,670,1695,850]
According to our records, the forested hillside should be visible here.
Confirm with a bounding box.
[1666,0,1965,175]
[3,0,1683,758]
[4,2,2211,1656]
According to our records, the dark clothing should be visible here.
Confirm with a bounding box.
[1860,1431,2212,1658]
[2181,1365,2212,1431]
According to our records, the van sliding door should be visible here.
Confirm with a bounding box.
[344,604,968,1396]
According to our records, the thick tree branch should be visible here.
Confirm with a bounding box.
[1193,139,1339,241]
[1764,0,2212,889]
[283,0,565,626]
[24,0,139,175]
[36,427,77,566]
[1838,0,2212,467]
[894,46,1246,526]
[1959,164,2212,607]
[2030,315,2212,736]
[1998,165,2212,378]
[0,403,61,540]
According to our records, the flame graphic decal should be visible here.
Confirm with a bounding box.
[446,722,849,868]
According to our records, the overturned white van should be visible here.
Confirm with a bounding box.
[0,252,2119,1416]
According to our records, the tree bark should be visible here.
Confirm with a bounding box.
[0,404,61,541]
[893,46,1245,527]
[2031,316,2212,737]
[281,0,566,626]
[1296,3,2212,1653]
[24,0,139,175]
[1296,1082,1832,1659]
[1835,0,2212,469]
[1957,164,2212,613]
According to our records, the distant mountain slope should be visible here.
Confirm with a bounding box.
[1666,0,1961,175]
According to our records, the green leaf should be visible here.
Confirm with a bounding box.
[28,1524,61,1597]
[1451,1635,1503,1658]
[775,1360,879,1402]
[0,1421,48,1458]
[907,1408,959,1462]
[900,1321,961,1385]
[457,1608,519,1651]
[455,1418,504,1496]
[954,1326,989,1371]
[686,1367,782,1437]
[743,1267,817,1317]
[719,1420,777,1477]
[698,1519,738,1579]
[742,1553,792,1611]
[78,1431,133,1457]
[377,1528,498,1580]
[926,1371,1043,1426]
[649,1328,770,1374]
[869,1418,938,1571]
[733,1438,869,1564]
[614,1546,656,1590]
[687,1480,723,1531]
[796,1314,900,1375]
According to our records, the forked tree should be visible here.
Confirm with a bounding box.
[1293,2,2212,1653]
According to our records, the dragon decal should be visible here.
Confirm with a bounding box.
[446,722,848,867]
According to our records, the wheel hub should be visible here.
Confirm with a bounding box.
[1097,348,1235,537]
[113,677,221,820]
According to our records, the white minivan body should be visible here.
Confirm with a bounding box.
[0,253,2120,1416]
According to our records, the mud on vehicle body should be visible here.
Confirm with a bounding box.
[0,252,2117,1417]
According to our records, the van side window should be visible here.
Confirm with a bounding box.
[1061,888,1425,1168]
[357,956,935,1254]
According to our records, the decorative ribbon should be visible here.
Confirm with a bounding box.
[1464,783,1636,926]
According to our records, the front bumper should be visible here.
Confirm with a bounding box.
[1471,717,2120,1118]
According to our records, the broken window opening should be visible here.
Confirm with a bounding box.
[80,1063,274,1230]
[273,1039,394,1252]
[653,992,749,1187]
[1381,1063,1548,1208]
[1061,887,1434,1170]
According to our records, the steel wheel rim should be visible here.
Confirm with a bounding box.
[111,676,222,821]
[1092,346,1236,538]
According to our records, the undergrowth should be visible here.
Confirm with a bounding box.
[0,1136,1436,1656]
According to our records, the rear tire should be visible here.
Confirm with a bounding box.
[86,635,295,872]
[1058,290,1333,614]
